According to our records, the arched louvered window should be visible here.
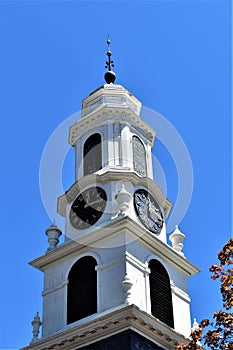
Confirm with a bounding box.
[67,256,97,324]
[149,259,174,328]
[83,133,102,176]
[132,136,147,177]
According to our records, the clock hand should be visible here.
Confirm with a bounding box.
[84,199,102,208]
[147,198,164,222]
[147,197,152,215]
[150,210,164,222]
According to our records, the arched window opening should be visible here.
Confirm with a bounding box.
[83,133,102,176]
[67,256,97,324]
[149,259,174,328]
[132,136,147,177]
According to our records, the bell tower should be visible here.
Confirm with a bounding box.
[22,39,199,350]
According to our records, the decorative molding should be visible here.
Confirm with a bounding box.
[42,279,68,297]
[69,106,155,147]
[95,257,124,272]
[21,305,190,350]
[100,169,141,185]
[82,84,141,118]
[125,251,150,274]
[122,274,133,304]
[171,285,191,303]
[30,217,200,278]
[57,194,67,217]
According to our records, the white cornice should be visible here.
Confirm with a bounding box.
[21,304,190,350]
[82,84,142,118]
[30,217,200,277]
[69,105,156,146]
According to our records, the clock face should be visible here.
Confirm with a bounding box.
[134,189,163,234]
[70,187,107,230]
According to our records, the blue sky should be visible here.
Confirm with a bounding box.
[0,1,231,348]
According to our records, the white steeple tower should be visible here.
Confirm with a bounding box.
[22,39,199,350]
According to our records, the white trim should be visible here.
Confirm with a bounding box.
[42,279,68,297]
[65,251,102,280]
[145,254,173,281]
[96,257,124,272]
[171,285,191,303]
[125,251,150,274]
[22,305,190,350]
[69,106,155,147]
[30,217,200,277]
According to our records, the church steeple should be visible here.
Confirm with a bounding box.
[22,42,200,350]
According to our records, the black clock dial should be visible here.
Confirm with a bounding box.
[134,189,163,234]
[70,187,107,230]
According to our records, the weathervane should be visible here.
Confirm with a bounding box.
[104,36,116,84]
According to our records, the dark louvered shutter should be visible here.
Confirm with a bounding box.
[83,133,102,176]
[149,259,174,328]
[132,136,147,177]
[67,256,97,324]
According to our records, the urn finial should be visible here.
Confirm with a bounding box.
[30,311,42,344]
[45,221,62,252]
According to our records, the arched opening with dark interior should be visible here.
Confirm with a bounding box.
[83,133,102,176]
[149,259,174,328]
[132,136,147,177]
[67,256,97,324]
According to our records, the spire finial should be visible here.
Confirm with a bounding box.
[104,35,116,84]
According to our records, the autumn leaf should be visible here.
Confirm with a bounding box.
[175,238,233,350]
